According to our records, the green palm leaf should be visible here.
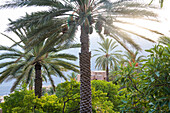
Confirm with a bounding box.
[0,53,20,60]
[10,73,25,92]
[158,36,170,45]
[0,25,79,93]
[42,63,56,92]
[49,64,67,80]
[93,38,122,81]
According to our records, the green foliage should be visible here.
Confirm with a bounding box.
[0,103,2,108]
[67,72,78,81]
[113,45,170,112]
[92,80,125,111]
[1,80,117,113]
[158,36,170,46]
[142,44,170,112]
[120,51,145,66]
[0,29,80,92]
[55,80,80,113]
[1,89,62,113]
[93,38,121,71]
[56,80,115,113]
[1,88,35,113]
[34,94,62,113]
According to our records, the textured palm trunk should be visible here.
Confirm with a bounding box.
[34,62,42,98]
[79,25,92,113]
[106,64,109,82]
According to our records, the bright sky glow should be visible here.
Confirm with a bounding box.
[113,0,170,42]
[0,0,170,46]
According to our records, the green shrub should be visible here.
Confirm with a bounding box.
[1,89,35,113]
[114,44,170,112]
[35,94,62,113]
[56,80,115,113]
[92,80,125,111]
[1,80,116,113]
[1,90,63,113]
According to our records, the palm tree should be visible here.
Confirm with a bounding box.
[93,38,121,81]
[158,36,170,45]
[0,0,164,112]
[67,72,78,81]
[0,30,80,98]
[121,51,145,67]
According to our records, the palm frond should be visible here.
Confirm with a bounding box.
[0,0,70,9]
[10,63,25,76]
[110,29,142,50]
[49,53,78,61]
[108,23,156,43]
[0,45,21,53]
[0,61,15,69]
[92,53,101,57]
[0,33,23,48]
[57,61,79,73]
[42,63,56,92]
[10,72,25,92]
[114,20,164,35]
[109,34,135,57]
[54,43,80,52]
[93,38,122,70]
[49,64,67,80]
[7,10,69,31]
[26,67,34,84]
[23,18,66,50]
[158,36,170,45]
[0,66,14,83]
[0,53,20,60]
[110,1,158,17]
[33,24,77,61]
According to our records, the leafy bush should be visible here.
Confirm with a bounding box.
[92,80,125,111]
[1,80,117,113]
[34,94,62,113]
[113,44,170,112]
[56,80,116,113]
[55,80,80,113]
[1,88,35,113]
[141,44,170,112]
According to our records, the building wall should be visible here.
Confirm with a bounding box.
[77,71,106,82]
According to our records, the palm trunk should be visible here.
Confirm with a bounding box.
[79,25,92,113]
[34,62,42,98]
[106,64,109,82]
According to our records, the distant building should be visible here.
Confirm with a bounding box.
[77,71,106,82]
[0,96,5,103]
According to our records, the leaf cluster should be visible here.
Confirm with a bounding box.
[0,29,80,92]
[112,44,170,112]
[1,80,120,113]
